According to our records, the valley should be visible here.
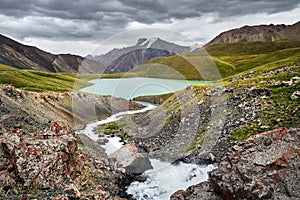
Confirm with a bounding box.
[0,21,299,199]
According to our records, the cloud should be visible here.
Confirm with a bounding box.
[0,0,299,56]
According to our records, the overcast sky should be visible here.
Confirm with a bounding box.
[0,0,299,56]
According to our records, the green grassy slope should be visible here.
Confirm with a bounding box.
[131,55,205,80]
[207,41,300,78]
[131,41,300,80]
[0,64,91,92]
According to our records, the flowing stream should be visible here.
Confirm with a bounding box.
[77,102,215,199]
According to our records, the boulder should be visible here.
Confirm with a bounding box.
[110,142,153,174]
[171,127,300,199]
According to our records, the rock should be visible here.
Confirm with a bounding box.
[0,122,125,199]
[206,86,226,97]
[280,81,293,87]
[171,127,300,199]
[170,181,221,200]
[290,91,300,100]
[260,125,270,129]
[291,76,300,83]
[110,142,153,174]
[280,76,300,87]
[97,138,109,145]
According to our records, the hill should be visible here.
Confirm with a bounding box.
[0,34,105,73]
[0,64,91,92]
[204,21,300,47]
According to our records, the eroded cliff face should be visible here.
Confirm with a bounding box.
[171,127,300,200]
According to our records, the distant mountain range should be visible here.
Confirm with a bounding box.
[0,34,105,73]
[0,21,299,74]
[204,21,300,47]
[86,37,190,73]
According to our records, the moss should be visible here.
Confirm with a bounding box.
[98,120,131,140]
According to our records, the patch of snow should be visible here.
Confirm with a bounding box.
[147,38,159,48]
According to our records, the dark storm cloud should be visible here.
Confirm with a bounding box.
[1,0,299,22]
[0,0,299,46]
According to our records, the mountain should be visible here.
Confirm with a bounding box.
[87,37,190,73]
[130,22,300,80]
[0,34,105,73]
[131,40,300,80]
[204,21,300,47]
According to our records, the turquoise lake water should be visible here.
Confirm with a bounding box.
[80,77,207,99]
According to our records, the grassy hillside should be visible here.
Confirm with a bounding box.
[131,41,300,80]
[131,54,205,80]
[207,41,300,78]
[206,40,300,56]
[0,64,91,92]
[151,64,299,154]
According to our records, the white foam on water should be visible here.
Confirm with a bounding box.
[77,102,215,200]
[101,136,124,155]
[126,159,216,200]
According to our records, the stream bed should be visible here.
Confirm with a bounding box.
[76,103,215,199]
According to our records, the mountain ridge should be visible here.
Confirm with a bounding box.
[204,21,300,47]
[87,37,190,73]
[0,34,105,73]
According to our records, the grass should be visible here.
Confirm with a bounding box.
[156,63,299,151]
[131,40,300,80]
[98,119,131,140]
[0,64,91,92]
[206,40,300,56]
[230,69,300,140]
[2,40,299,93]
[131,54,205,80]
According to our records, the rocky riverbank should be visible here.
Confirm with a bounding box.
[0,85,142,199]
[120,65,299,198]
[128,66,299,164]
[170,127,300,199]
[0,122,129,199]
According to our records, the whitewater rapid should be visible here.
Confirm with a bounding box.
[127,160,215,200]
[77,102,215,199]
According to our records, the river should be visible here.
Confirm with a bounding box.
[78,78,214,199]
[76,102,215,199]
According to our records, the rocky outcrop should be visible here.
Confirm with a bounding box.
[0,122,126,199]
[0,34,105,73]
[171,127,300,200]
[0,84,145,198]
[110,142,153,175]
[204,21,300,47]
